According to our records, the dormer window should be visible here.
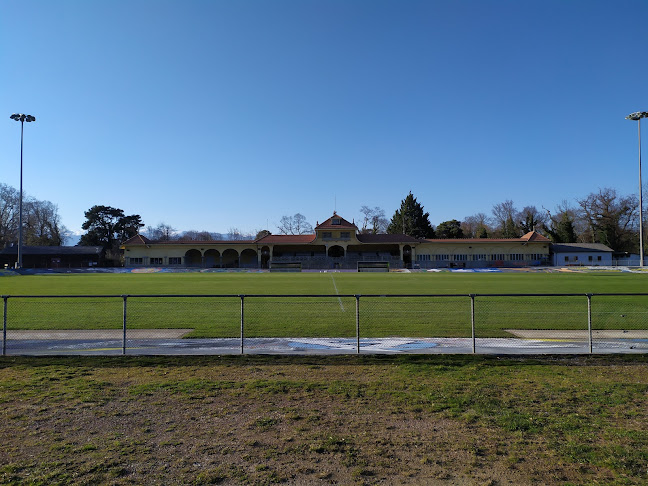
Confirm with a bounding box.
[332,218,341,225]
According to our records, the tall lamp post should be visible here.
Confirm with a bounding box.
[9,113,36,269]
[626,111,648,268]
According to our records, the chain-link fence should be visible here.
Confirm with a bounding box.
[2,294,648,355]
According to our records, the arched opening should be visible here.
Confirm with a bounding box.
[185,249,202,267]
[240,249,258,268]
[328,245,345,258]
[222,249,239,268]
[261,246,271,269]
[204,249,220,268]
[402,245,412,269]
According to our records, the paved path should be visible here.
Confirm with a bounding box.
[3,334,648,355]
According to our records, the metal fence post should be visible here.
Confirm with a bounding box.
[356,295,360,354]
[122,295,128,355]
[470,294,476,354]
[240,295,245,355]
[587,294,593,354]
[2,296,7,356]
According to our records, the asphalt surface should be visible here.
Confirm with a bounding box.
[3,335,648,355]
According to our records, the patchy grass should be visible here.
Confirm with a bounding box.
[1,354,648,484]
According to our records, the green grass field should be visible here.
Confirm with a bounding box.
[1,271,647,337]
[2,270,648,295]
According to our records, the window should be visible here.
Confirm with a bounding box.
[322,231,332,239]
[588,255,593,262]
[492,254,505,261]
[509,254,524,261]
[150,257,163,265]
[169,257,181,265]
[340,232,350,239]
[453,254,468,261]
[417,254,431,261]
[473,254,487,261]
[598,256,602,261]
[332,218,341,225]
[434,254,449,261]
[565,256,569,262]
[130,257,143,265]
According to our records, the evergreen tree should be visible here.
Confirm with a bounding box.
[387,192,435,239]
[436,219,464,239]
[501,216,521,238]
[543,212,577,243]
[80,205,143,250]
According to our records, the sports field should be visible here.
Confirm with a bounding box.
[2,271,647,339]
[2,269,647,295]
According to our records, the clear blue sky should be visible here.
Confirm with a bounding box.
[2,0,647,238]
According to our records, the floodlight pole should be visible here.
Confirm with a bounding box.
[626,112,648,268]
[640,118,644,268]
[10,114,36,269]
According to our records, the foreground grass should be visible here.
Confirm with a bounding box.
[1,355,648,484]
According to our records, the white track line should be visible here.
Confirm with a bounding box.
[330,274,345,311]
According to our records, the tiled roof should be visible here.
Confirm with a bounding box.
[255,234,316,244]
[425,231,551,244]
[121,234,152,246]
[315,213,358,230]
[551,243,613,253]
[356,234,420,244]
[521,231,551,243]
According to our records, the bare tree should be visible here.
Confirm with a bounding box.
[0,184,19,245]
[277,213,313,235]
[462,213,490,238]
[24,199,69,246]
[359,206,388,234]
[144,223,177,241]
[491,200,519,238]
[518,206,547,234]
[227,228,254,240]
[179,230,213,241]
[577,188,638,252]
[0,183,68,247]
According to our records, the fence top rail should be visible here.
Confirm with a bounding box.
[2,293,648,299]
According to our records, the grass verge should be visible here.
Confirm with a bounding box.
[1,354,648,484]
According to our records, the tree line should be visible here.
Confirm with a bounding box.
[4,180,642,260]
[277,188,646,253]
[0,183,69,248]
[382,188,645,253]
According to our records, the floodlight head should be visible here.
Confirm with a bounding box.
[9,113,35,123]
[626,111,648,121]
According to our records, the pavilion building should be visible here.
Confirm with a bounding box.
[121,212,551,270]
